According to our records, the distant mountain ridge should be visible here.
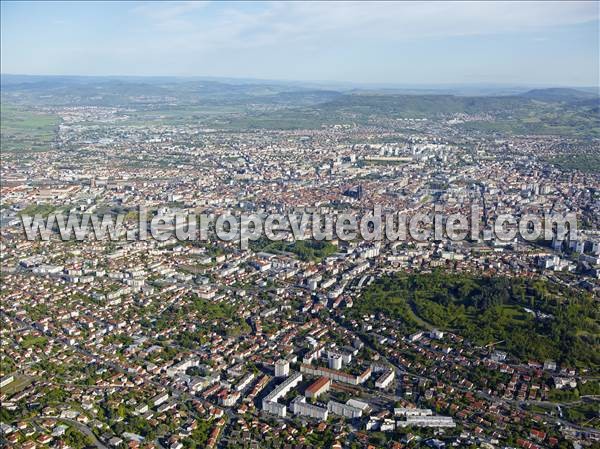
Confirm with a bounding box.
[520,87,599,102]
[0,75,342,107]
[1,75,598,138]
[2,73,598,97]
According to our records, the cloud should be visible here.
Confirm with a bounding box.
[131,1,210,31]
[130,0,599,53]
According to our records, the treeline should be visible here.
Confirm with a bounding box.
[550,154,600,174]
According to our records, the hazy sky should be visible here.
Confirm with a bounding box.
[1,1,599,86]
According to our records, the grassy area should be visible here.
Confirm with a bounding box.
[20,335,48,349]
[0,374,34,396]
[1,104,60,152]
[18,203,62,217]
[252,239,338,262]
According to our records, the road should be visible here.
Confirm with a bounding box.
[4,312,215,446]
[24,416,108,449]
[331,313,600,437]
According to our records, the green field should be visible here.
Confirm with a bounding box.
[0,374,34,396]
[17,203,63,217]
[252,239,338,262]
[0,104,60,152]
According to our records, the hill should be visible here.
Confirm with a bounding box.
[520,87,599,103]
[316,93,531,118]
[352,272,600,368]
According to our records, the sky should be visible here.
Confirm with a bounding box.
[1,1,599,87]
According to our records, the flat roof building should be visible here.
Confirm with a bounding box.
[291,396,328,420]
[327,399,363,419]
[262,371,302,417]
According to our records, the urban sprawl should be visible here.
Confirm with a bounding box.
[1,96,599,449]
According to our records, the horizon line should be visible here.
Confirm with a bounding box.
[1,72,598,90]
